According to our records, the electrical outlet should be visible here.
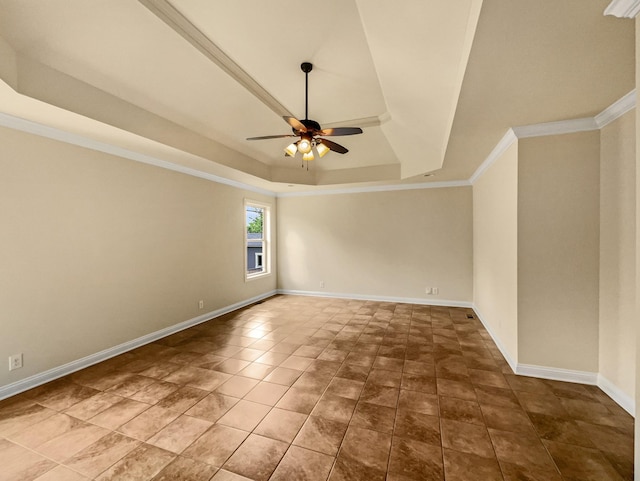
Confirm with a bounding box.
[320,281,325,288]
[9,354,22,371]
[198,300,204,309]
[425,287,432,294]
[432,287,439,295]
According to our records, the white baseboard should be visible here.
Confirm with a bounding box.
[0,290,277,401]
[516,363,598,385]
[4,290,635,418]
[277,289,473,308]
[470,304,517,372]
[597,374,635,416]
[471,304,635,417]
[515,364,635,417]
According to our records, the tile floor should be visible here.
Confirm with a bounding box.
[0,295,634,480]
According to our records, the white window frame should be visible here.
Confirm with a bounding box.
[244,199,271,280]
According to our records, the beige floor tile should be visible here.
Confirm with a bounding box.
[215,376,259,398]
[254,407,307,443]
[293,415,348,456]
[64,392,124,420]
[217,399,271,431]
[244,381,289,406]
[89,398,151,430]
[185,392,239,422]
[182,423,249,466]
[94,443,175,480]
[7,412,85,448]
[0,296,632,481]
[63,431,141,478]
[33,465,90,481]
[118,405,181,441]
[222,434,288,481]
[146,415,211,453]
[270,445,334,481]
[35,422,110,462]
[149,456,218,480]
[0,439,57,481]
[0,403,57,437]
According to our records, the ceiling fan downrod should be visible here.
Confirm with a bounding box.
[301,62,312,121]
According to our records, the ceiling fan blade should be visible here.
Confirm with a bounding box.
[319,127,363,136]
[246,134,297,140]
[318,138,348,154]
[283,116,307,133]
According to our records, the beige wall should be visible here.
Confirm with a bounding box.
[518,132,600,372]
[600,110,636,401]
[0,126,276,389]
[277,187,473,303]
[472,141,519,367]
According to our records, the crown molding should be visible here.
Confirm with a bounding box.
[277,180,471,198]
[512,117,599,139]
[469,128,517,185]
[595,89,636,128]
[604,0,640,18]
[471,89,635,184]
[0,112,276,197]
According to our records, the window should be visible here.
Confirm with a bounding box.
[245,200,270,279]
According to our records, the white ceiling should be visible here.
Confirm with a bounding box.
[0,0,634,191]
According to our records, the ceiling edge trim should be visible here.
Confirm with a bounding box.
[138,0,292,118]
[604,0,640,18]
[595,89,637,128]
[0,111,275,197]
[276,180,471,198]
[470,89,636,185]
[512,117,599,139]
[469,129,518,185]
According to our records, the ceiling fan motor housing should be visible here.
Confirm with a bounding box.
[294,119,321,135]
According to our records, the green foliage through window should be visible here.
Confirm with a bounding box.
[247,210,263,234]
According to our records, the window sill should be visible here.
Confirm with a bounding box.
[245,271,272,282]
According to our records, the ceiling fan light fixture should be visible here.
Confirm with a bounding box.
[297,137,312,154]
[316,142,330,158]
[284,142,298,156]
[246,62,363,160]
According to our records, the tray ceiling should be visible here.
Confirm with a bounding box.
[0,0,634,191]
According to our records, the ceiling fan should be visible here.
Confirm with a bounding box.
[246,62,363,163]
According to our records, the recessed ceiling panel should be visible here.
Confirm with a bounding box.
[167,0,388,124]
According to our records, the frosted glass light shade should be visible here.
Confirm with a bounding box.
[297,138,312,154]
[284,143,298,156]
[316,142,330,158]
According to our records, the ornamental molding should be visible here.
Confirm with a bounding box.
[604,0,640,18]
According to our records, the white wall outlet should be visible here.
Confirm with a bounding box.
[432,287,439,295]
[9,353,22,371]
[320,281,325,288]
[198,300,204,309]
[425,287,432,294]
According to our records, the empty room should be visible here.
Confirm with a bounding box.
[0,1,638,480]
